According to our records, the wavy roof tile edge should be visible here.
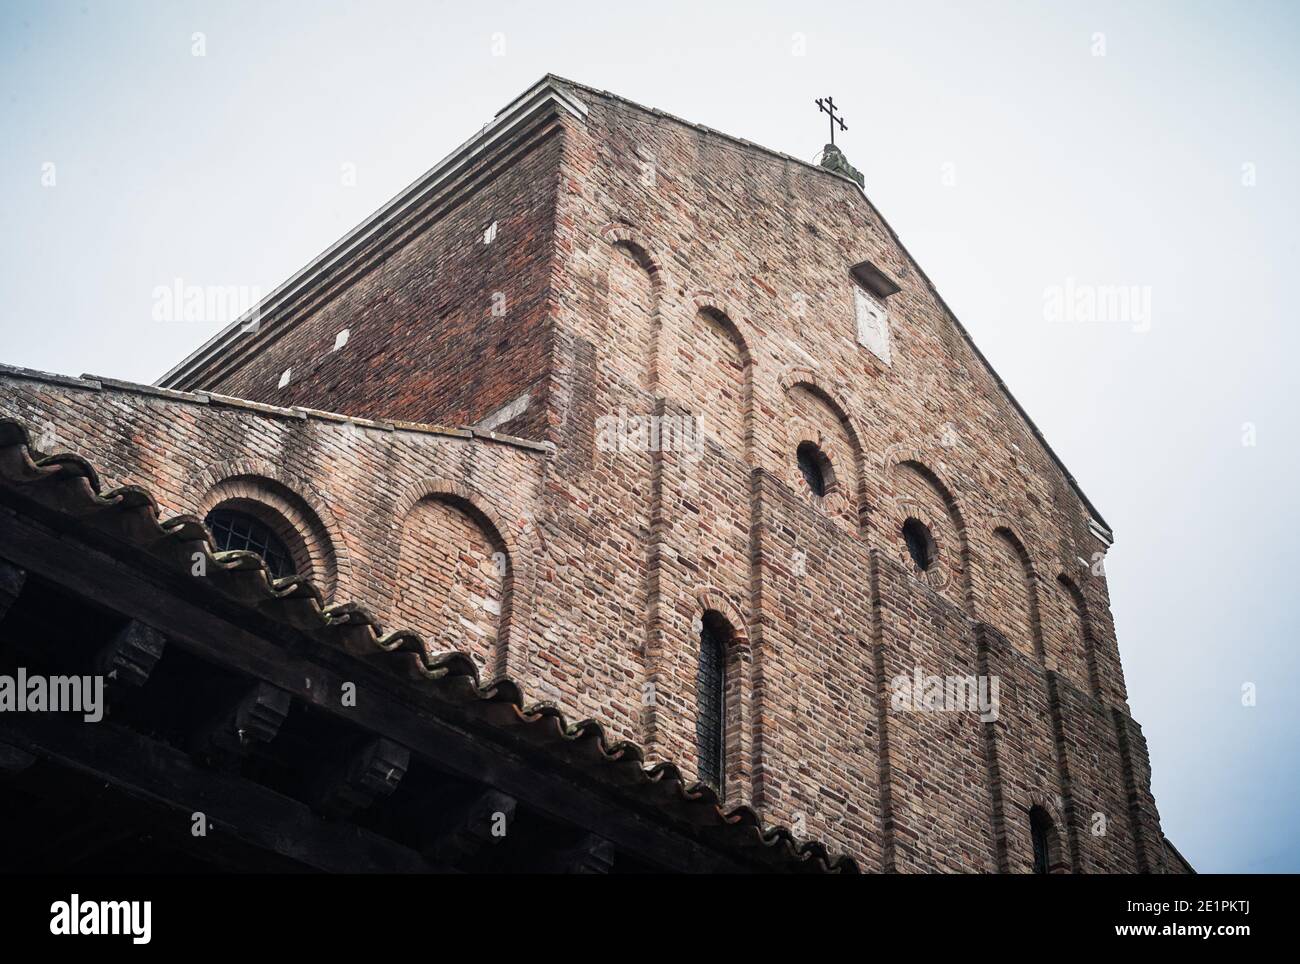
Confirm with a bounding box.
[0,415,859,874]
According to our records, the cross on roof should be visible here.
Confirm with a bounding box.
[815,96,847,146]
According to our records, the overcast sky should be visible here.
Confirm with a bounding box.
[3,0,1297,873]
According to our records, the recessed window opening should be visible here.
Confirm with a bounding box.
[206,508,296,580]
[1030,806,1054,875]
[696,611,732,794]
[797,441,830,497]
[902,517,935,571]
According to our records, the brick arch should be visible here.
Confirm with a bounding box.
[1056,571,1102,698]
[777,368,858,432]
[778,367,867,533]
[692,587,753,807]
[191,458,352,601]
[886,457,975,616]
[989,523,1046,663]
[870,440,962,521]
[390,477,539,574]
[989,519,1044,582]
[610,236,658,278]
[685,291,756,359]
[1017,794,1072,874]
[598,222,666,281]
[882,446,963,495]
[694,586,750,648]
[389,477,533,681]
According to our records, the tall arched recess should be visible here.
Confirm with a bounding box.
[888,458,975,616]
[603,231,661,395]
[392,492,513,682]
[1056,573,1102,698]
[779,370,867,534]
[666,299,753,463]
[989,526,1043,662]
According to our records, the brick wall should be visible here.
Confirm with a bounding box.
[0,374,547,692]
[539,80,1173,871]
[5,76,1182,871]
[168,112,566,441]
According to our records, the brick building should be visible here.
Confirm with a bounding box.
[0,76,1189,873]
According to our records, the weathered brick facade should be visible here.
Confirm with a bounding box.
[0,75,1186,872]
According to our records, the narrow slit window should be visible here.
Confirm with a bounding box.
[1031,807,1053,875]
[696,614,729,793]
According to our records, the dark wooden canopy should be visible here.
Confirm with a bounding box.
[0,418,856,874]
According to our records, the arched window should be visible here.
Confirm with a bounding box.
[205,508,296,579]
[696,612,731,793]
[902,517,936,571]
[1030,806,1054,875]
[796,441,831,497]
[785,379,862,529]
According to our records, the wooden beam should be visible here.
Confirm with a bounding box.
[96,619,166,688]
[0,711,433,873]
[37,818,141,871]
[0,558,24,622]
[0,743,35,773]
[314,737,409,818]
[426,789,517,869]
[191,681,290,766]
[0,502,756,873]
[539,833,616,873]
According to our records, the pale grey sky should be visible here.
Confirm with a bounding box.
[2,0,1297,871]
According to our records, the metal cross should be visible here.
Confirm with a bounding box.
[816,96,847,146]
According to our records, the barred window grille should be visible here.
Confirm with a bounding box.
[696,615,727,792]
[206,509,296,580]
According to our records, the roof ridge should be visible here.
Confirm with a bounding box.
[542,73,850,183]
[538,74,1112,537]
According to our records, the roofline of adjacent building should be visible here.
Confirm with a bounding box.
[0,363,554,455]
[153,72,1113,541]
[154,77,588,390]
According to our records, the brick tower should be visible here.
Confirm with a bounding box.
[5,76,1188,872]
